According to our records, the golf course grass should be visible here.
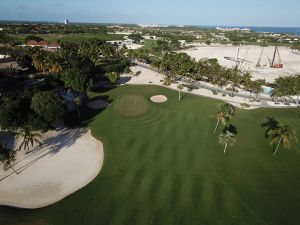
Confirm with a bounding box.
[114,95,149,117]
[1,85,300,225]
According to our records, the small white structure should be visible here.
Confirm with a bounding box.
[0,54,9,59]
[64,19,69,25]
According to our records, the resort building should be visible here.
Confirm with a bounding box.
[24,40,61,51]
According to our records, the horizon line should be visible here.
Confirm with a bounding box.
[0,19,299,29]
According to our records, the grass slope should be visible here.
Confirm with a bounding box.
[1,85,300,225]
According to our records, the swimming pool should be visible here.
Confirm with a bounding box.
[262,86,274,95]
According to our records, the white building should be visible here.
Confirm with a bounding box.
[138,24,169,28]
[64,19,69,25]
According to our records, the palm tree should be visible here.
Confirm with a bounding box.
[268,124,297,155]
[218,131,236,154]
[212,104,235,134]
[177,84,184,102]
[18,127,42,152]
[0,141,18,174]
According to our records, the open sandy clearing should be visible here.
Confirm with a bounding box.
[87,100,109,109]
[0,128,104,209]
[180,45,300,83]
[150,95,168,103]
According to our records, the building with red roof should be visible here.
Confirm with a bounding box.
[48,42,61,49]
[25,40,61,51]
[26,40,39,47]
[37,40,49,47]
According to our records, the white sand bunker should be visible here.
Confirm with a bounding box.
[150,95,168,103]
[87,100,108,109]
[0,128,104,209]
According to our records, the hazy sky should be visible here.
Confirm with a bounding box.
[0,0,299,27]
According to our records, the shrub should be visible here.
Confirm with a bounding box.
[31,91,66,124]
[135,71,142,76]
[212,90,218,95]
[240,103,250,108]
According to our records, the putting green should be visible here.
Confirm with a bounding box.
[114,94,149,117]
[1,85,300,225]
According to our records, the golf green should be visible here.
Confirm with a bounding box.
[114,94,149,117]
[1,85,300,225]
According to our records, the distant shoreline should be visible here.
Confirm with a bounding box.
[0,20,299,35]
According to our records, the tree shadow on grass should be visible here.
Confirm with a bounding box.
[65,95,113,128]
[180,91,189,101]
[223,124,238,135]
[261,117,279,138]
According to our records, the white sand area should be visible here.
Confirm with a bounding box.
[0,128,104,209]
[150,95,168,103]
[180,45,300,83]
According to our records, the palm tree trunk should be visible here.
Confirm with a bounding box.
[273,136,283,155]
[214,120,220,134]
[179,90,181,102]
[224,143,228,154]
[77,105,81,118]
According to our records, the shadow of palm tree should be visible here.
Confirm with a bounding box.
[223,124,238,135]
[261,117,279,138]
[65,95,113,128]
[0,128,88,179]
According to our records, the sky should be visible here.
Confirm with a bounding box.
[0,0,299,27]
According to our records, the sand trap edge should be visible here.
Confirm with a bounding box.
[150,95,168,103]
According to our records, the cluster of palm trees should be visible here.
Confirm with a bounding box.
[212,106,298,155]
[16,39,126,75]
[129,41,300,102]
[272,76,300,102]
[212,104,236,154]
[0,127,41,173]
[144,52,267,99]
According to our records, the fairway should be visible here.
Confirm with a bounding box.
[1,85,300,225]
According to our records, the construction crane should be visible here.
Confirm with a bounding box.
[235,45,241,68]
[256,47,264,67]
[224,45,252,67]
[270,45,283,68]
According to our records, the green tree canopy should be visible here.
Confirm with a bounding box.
[31,91,66,124]
[128,34,143,43]
[0,95,30,130]
[24,35,44,42]
[105,72,119,83]
[61,67,88,93]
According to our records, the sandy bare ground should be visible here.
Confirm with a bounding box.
[87,100,109,109]
[150,95,168,103]
[180,45,300,83]
[126,43,144,50]
[0,128,104,209]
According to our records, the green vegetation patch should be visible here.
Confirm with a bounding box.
[114,94,149,117]
[1,85,300,225]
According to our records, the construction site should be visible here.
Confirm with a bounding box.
[182,45,300,83]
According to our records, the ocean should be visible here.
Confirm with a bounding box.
[194,25,300,36]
